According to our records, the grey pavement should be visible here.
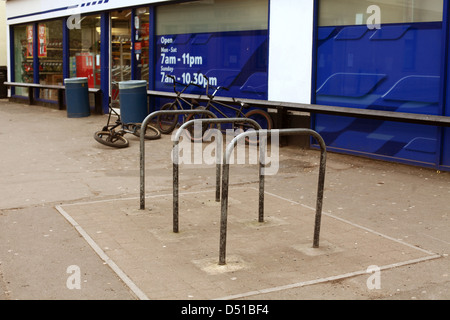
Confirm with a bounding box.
[0,99,448,300]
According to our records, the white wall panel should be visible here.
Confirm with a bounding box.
[268,0,314,104]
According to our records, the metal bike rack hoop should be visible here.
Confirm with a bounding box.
[140,109,217,210]
[219,128,327,265]
[172,117,262,233]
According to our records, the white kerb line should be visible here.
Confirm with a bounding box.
[55,205,150,301]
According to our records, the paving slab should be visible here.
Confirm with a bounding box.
[0,206,135,300]
[0,99,448,300]
[56,187,440,300]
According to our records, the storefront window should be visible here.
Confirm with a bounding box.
[69,14,101,89]
[38,19,63,101]
[156,0,268,35]
[315,0,445,166]
[319,0,443,26]
[13,24,34,96]
[111,10,132,84]
[135,7,150,82]
[155,0,269,100]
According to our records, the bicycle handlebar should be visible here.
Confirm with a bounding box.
[166,75,202,95]
[164,74,247,107]
[201,75,248,108]
[203,74,229,99]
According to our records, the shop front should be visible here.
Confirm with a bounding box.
[10,10,104,107]
[6,0,450,171]
[6,0,270,115]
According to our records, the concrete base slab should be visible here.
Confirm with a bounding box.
[56,187,440,300]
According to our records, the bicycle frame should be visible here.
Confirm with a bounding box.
[167,75,200,111]
[103,82,138,136]
[94,81,161,148]
[201,76,249,128]
[205,98,247,119]
[103,107,121,130]
[156,75,203,134]
[192,75,272,138]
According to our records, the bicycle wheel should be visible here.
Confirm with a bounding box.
[243,109,272,129]
[94,131,130,148]
[131,123,162,140]
[184,106,215,143]
[156,103,178,134]
[240,109,273,144]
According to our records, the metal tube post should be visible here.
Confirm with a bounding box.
[140,109,216,210]
[219,129,327,265]
[172,118,261,233]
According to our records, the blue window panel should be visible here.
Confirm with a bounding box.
[316,22,442,114]
[369,25,411,40]
[318,27,336,40]
[382,75,440,104]
[316,73,386,98]
[334,26,369,40]
[155,30,268,100]
[314,115,439,165]
[314,22,443,167]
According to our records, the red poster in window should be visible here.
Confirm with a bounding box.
[76,53,94,87]
[135,42,142,52]
[142,23,149,37]
[38,24,47,58]
[26,25,33,58]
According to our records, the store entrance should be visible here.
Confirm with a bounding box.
[111,10,132,84]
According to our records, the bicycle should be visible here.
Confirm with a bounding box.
[94,82,161,148]
[186,75,273,142]
[155,75,202,134]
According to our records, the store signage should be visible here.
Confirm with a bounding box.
[38,24,47,58]
[135,42,142,53]
[156,30,268,100]
[26,25,34,58]
[7,0,170,23]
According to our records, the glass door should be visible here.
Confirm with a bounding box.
[111,10,132,84]
[69,14,101,89]
[134,7,150,82]
[13,24,34,96]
